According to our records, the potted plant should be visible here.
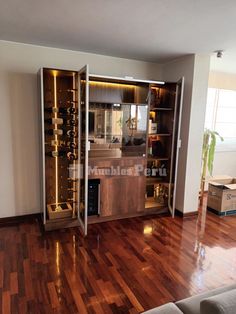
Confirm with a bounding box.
[199,128,224,205]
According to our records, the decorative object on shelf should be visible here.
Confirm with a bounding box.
[149,121,157,134]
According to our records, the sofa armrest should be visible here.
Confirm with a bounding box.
[201,289,236,314]
[176,284,236,314]
[142,302,183,314]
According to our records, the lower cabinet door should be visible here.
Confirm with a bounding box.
[100,176,145,217]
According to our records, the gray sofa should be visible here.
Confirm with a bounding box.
[143,284,236,314]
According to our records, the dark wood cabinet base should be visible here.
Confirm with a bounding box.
[88,207,168,224]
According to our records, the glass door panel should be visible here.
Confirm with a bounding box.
[168,77,184,217]
[78,65,89,235]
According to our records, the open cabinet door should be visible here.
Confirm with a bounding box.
[78,65,89,235]
[168,77,184,217]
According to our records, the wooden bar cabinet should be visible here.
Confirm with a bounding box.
[39,66,184,235]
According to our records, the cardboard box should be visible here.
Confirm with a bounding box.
[207,176,236,216]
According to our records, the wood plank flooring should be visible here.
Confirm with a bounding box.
[1,202,236,313]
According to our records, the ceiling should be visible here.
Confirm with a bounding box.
[1,0,236,63]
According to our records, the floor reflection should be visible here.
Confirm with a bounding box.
[8,199,236,313]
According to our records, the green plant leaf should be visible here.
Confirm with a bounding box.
[212,131,224,141]
[208,132,216,175]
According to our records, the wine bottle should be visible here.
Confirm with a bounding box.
[67,141,76,149]
[44,107,76,114]
[48,140,66,147]
[46,150,77,160]
[67,152,77,161]
[45,118,63,125]
[46,150,66,158]
[45,107,61,113]
[67,101,78,105]
[67,130,76,137]
[45,129,63,136]
[58,88,77,93]
[67,119,76,126]
[67,107,76,114]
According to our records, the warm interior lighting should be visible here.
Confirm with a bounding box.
[89,80,136,88]
[143,225,153,235]
[56,241,60,275]
[149,111,156,120]
[53,74,59,209]
[72,235,76,270]
[72,73,76,218]
[52,70,59,77]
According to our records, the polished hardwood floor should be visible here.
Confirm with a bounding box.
[1,201,236,314]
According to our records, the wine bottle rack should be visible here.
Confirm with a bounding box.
[42,69,80,223]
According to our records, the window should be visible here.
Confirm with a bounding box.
[205,88,236,151]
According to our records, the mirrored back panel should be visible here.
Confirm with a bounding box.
[88,102,148,158]
[88,78,149,158]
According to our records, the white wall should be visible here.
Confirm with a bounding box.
[0,40,162,218]
[163,55,210,213]
[208,71,236,178]
[184,55,211,212]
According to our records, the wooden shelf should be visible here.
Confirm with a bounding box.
[147,157,169,161]
[150,107,173,111]
[148,133,171,137]
[145,197,167,210]
[44,217,80,231]
[89,101,148,106]
[146,177,168,185]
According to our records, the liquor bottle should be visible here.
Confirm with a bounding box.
[45,118,63,125]
[148,137,153,156]
[151,162,155,177]
[151,161,158,177]
[45,129,63,136]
